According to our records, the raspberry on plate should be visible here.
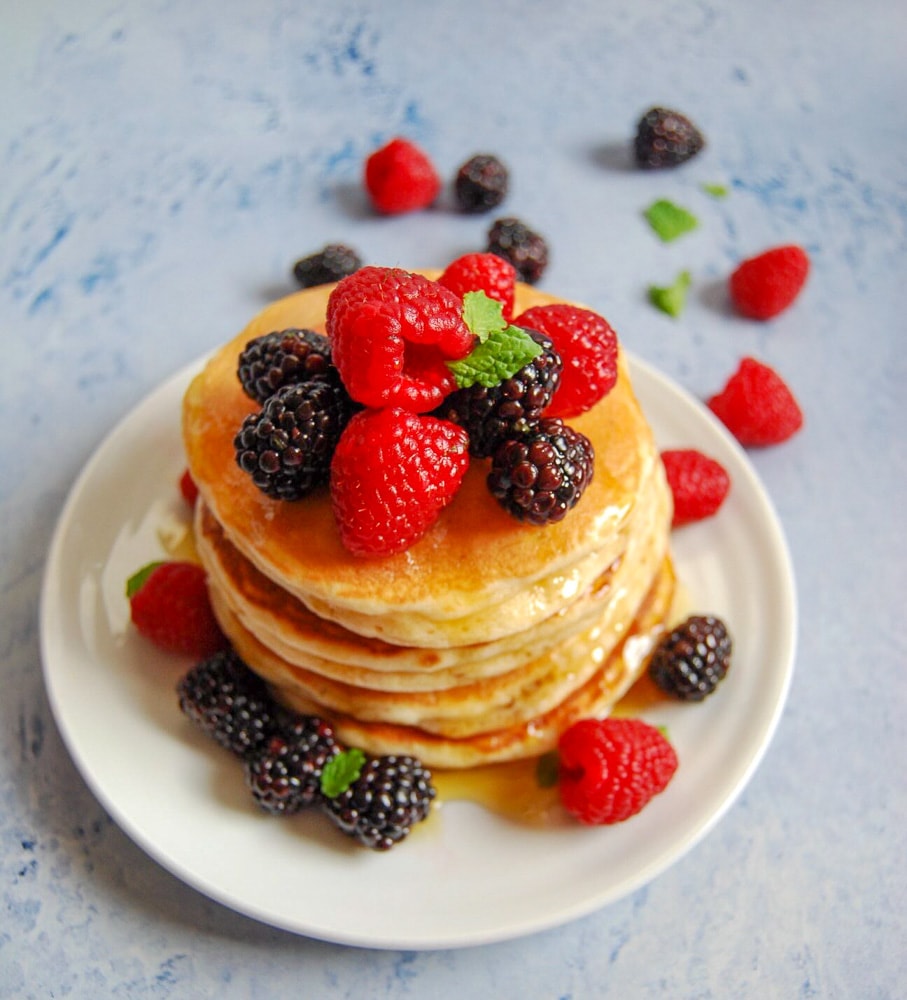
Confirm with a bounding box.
[438,252,517,322]
[179,467,199,507]
[661,448,730,527]
[729,245,810,320]
[364,137,441,214]
[708,356,804,446]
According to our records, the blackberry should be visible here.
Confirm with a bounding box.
[436,328,562,458]
[648,615,732,701]
[234,379,356,501]
[177,650,277,758]
[245,715,339,816]
[488,418,594,526]
[454,154,509,214]
[292,243,363,289]
[486,217,549,284]
[323,754,436,851]
[634,107,705,169]
[237,328,334,405]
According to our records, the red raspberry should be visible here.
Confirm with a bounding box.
[179,468,199,507]
[661,449,731,527]
[327,267,473,412]
[558,717,678,825]
[364,137,441,214]
[729,244,810,320]
[512,304,618,418]
[437,252,517,321]
[330,408,470,557]
[128,561,227,658]
[708,357,804,446]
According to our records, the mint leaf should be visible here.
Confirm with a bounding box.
[462,290,506,343]
[447,324,542,389]
[643,199,699,242]
[648,270,692,318]
[535,750,560,789]
[701,182,729,199]
[320,747,366,798]
[125,561,165,599]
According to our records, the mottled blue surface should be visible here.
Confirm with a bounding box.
[2,1,905,996]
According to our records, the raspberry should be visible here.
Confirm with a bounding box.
[729,245,810,320]
[437,252,517,322]
[364,137,441,214]
[488,418,594,526]
[292,244,363,289]
[326,267,473,413]
[330,407,470,557]
[237,329,334,405]
[486,217,549,284]
[512,304,618,418]
[179,468,199,507]
[453,153,509,214]
[128,561,226,658]
[634,107,705,169]
[558,718,678,825]
[661,448,731,527]
[708,357,803,446]
[648,615,732,701]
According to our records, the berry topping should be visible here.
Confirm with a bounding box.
[486,217,549,285]
[707,356,803,446]
[512,303,618,418]
[330,407,470,556]
[648,615,733,701]
[234,379,357,500]
[438,252,517,322]
[179,467,199,507]
[453,153,510,214]
[364,137,441,214]
[558,717,678,825]
[237,328,334,405]
[488,418,594,526]
[292,243,363,289]
[634,107,705,169]
[127,561,226,658]
[326,267,473,412]
[661,448,731,527]
[729,244,810,320]
[177,649,277,757]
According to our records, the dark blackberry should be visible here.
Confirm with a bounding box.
[488,418,594,526]
[454,154,509,214]
[177,650,277,758]
[234,379,357,501]
[436,328,562,458]
[486,217,549,284]
[292,244,363,289]
[634,107,705,169]
[648,615,732,701]
[244,715,340,816]
[323,754,436,851]
[237,328,334,405]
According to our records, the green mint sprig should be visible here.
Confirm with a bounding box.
[320,747,366,798]
[648,270,692,318]
[643,199,699,242]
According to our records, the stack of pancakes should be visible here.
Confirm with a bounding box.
[182,275,674,768]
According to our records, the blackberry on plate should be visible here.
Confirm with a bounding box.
[486,217,549,284]
[436,328,562,458]
[237,328,334,405]
[488,418,594,526]
[177,649,277,758]
[292,243,363,289]
[234,379,357,501]
[245,715,339,816]
[648,615,732,700]
[323,754,436,851]
[454,154,509,214]
[634,107,705,169]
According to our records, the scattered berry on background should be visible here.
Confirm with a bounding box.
[634,107,705,169]
[486,217,549,285]
[292,244,363,289]
[179,468,199,507]
[364,136,441,214]
[708,356,803,446]
[648,615,733,701]
[326,266,473,412]
[643,198,699,242]
[729,244,810,320]
[127,560,226,658]
[453,153,510,214]
[234,379,358,501]
[661,448,731,527]
[488,418,594,526]
[237,328,335,405]
[437,252,517,322]
[330,407,470,556]
[513,303,618,418]
[558,717,678,825]
[177,649,277,757]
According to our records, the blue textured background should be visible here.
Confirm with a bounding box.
[2,1,905,996]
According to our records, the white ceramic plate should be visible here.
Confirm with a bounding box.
[40,355,796,950]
